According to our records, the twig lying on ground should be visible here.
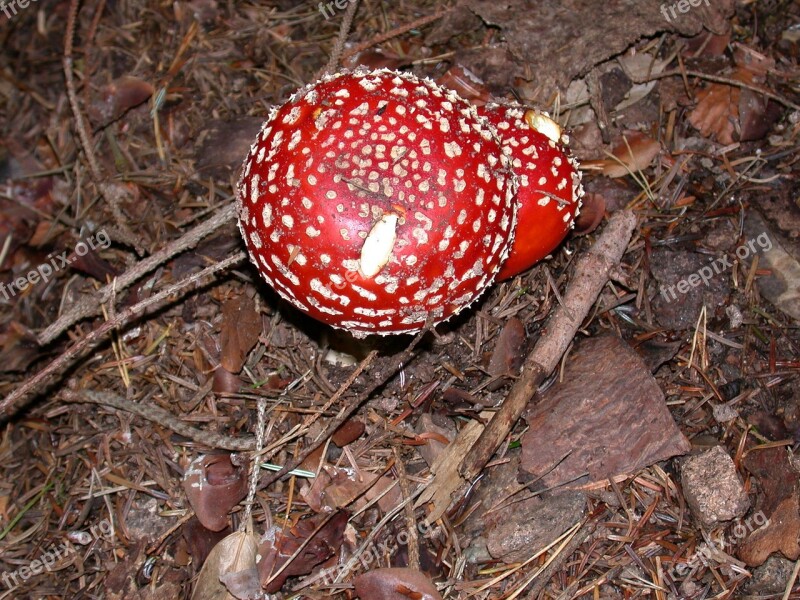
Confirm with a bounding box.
[459,210,638,481]
[644,69,800,111]
[64,0,140,250]
[340,6,455,63]
[38,203,237,344]
[62,389,255,451]
[0,252,245,419]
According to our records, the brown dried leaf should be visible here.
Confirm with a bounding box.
[257,511,348,593]
[190,531,259,600]
[212,367,241,395]
[437,65,492,106]
[219,294,261,373]
[738,496,800,566]
[301,465,377,513]
[331,418,366,447]
[488,317,526,380]
[183,455,248,532]
[739,88,782,142]
[573,192,606,235]
[597,131,661,178]
[742,447,798,524]
[688,74,741,144]
[520,335,690,488]
[414,414,456,468]
[353,567,442,600]
[182,517,231,570]
[90,76,154,125]
[364,473,404,513]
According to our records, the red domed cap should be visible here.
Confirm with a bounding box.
[238,68,517,337]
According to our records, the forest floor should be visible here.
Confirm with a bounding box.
[1,0,799,598]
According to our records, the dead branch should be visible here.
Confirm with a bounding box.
[38,202,237,345]
[62,389,255,451]
[64,0,140,250]
[1,251,245,419]
[645,69,800,112]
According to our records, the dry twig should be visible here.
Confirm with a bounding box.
[38,203,237,344]
[63,0,140,250]
[1,252,245,419]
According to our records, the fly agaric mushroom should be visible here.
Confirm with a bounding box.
[477,104,583,281]
[238,68,516,337]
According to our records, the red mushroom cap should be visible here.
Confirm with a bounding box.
[477,104,583,281]
[238,68,517,337]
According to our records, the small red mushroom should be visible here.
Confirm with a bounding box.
[238,68,517,337]
[477,104,583,280]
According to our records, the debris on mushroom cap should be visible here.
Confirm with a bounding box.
[477,103,583,281]
[237,68,517,337]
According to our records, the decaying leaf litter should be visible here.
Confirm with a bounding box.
[1,0,799,598]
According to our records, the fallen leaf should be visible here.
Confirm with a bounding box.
[414,413,456,468]
[212,367,241,395]
[257,511,348,593]
[738,446,800,566]
[191,531,259,600]
[331,418,366,447]
[584,131,661,178]
[742,447,798,523]
[487,317,526,390]
[437,65,492,106]
[738,496,800,566]
[183,454,248,532]
[688,71,742,144]
[301,465,377,513]
[353,567,442,600]
[182,517,231,570]
[573,192,606,235]
[89,76,154,125]
[219,294,261,373]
